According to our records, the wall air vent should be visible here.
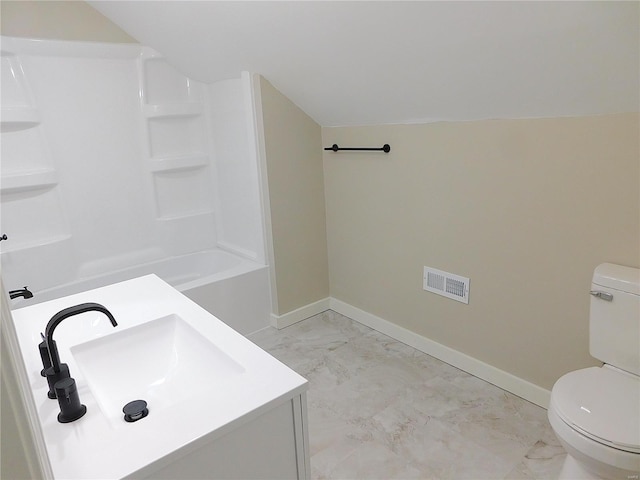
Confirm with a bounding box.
[423,266,470,304]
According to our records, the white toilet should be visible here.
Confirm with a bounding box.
[548,263,640,479]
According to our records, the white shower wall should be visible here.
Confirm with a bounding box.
[208,76,265,261]
[0,36,266,293]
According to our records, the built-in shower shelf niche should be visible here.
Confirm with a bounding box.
[0,45,71,257]
[153,167,214,220]
[0,168,58,194]
[155,208,215,222]
[1,49,43,132]
[142,55,202,105]
[137,49,219,251]
[155,211,217,257]
[1,107,41,132]
[143,104,203,119]
[1,126,57,174]
[147,115,206,160]
[147,154,209,173]
[0,184,69,249]
[1,47,56,188]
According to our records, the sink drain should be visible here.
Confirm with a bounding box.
[123,399,148,423]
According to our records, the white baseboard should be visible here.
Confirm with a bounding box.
[271,297,331,329]
[329,298,551,409]
[269,296,551,408]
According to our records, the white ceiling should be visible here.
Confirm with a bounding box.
[90,1,639,127]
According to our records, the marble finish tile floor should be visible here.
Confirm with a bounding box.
[248,310,567,480]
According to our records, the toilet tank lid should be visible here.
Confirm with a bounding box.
[593,263,640,295]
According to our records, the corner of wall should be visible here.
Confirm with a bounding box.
[270,298,331,329]
[249,74,280,317]
[259,76,329,317]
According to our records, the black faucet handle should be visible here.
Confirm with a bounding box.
[54,377,86,423]
[45,363,70,399]
[38,336,52,377]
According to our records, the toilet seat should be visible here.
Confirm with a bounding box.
[550,366,640,454]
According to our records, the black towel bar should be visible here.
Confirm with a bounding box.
[324,144,390,153]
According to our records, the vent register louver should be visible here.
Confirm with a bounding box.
[423,267,470,304]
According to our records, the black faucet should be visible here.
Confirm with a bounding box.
[9,287,33,300]
[43,302,118,423]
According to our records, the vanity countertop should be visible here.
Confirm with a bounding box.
[11,274,308,479]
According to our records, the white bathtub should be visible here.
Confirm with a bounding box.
[10,249,271,335]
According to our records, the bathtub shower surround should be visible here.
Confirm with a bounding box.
[1,36,268,333]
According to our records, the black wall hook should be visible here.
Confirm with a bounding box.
[325,144,390,153]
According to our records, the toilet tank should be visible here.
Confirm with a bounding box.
[590,263,640,375]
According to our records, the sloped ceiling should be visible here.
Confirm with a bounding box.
[90,1,639,127]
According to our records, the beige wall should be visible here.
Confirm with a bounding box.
[323,113,639,390]
[0,0,136,43]
[260,77,330,315]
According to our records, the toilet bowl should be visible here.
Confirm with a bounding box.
[548,263,640,480]
[548,366,640,479]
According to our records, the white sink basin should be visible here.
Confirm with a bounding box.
[70,313,245,425]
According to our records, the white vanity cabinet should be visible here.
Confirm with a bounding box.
[9,275,309,480]
[144,394,309,479]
